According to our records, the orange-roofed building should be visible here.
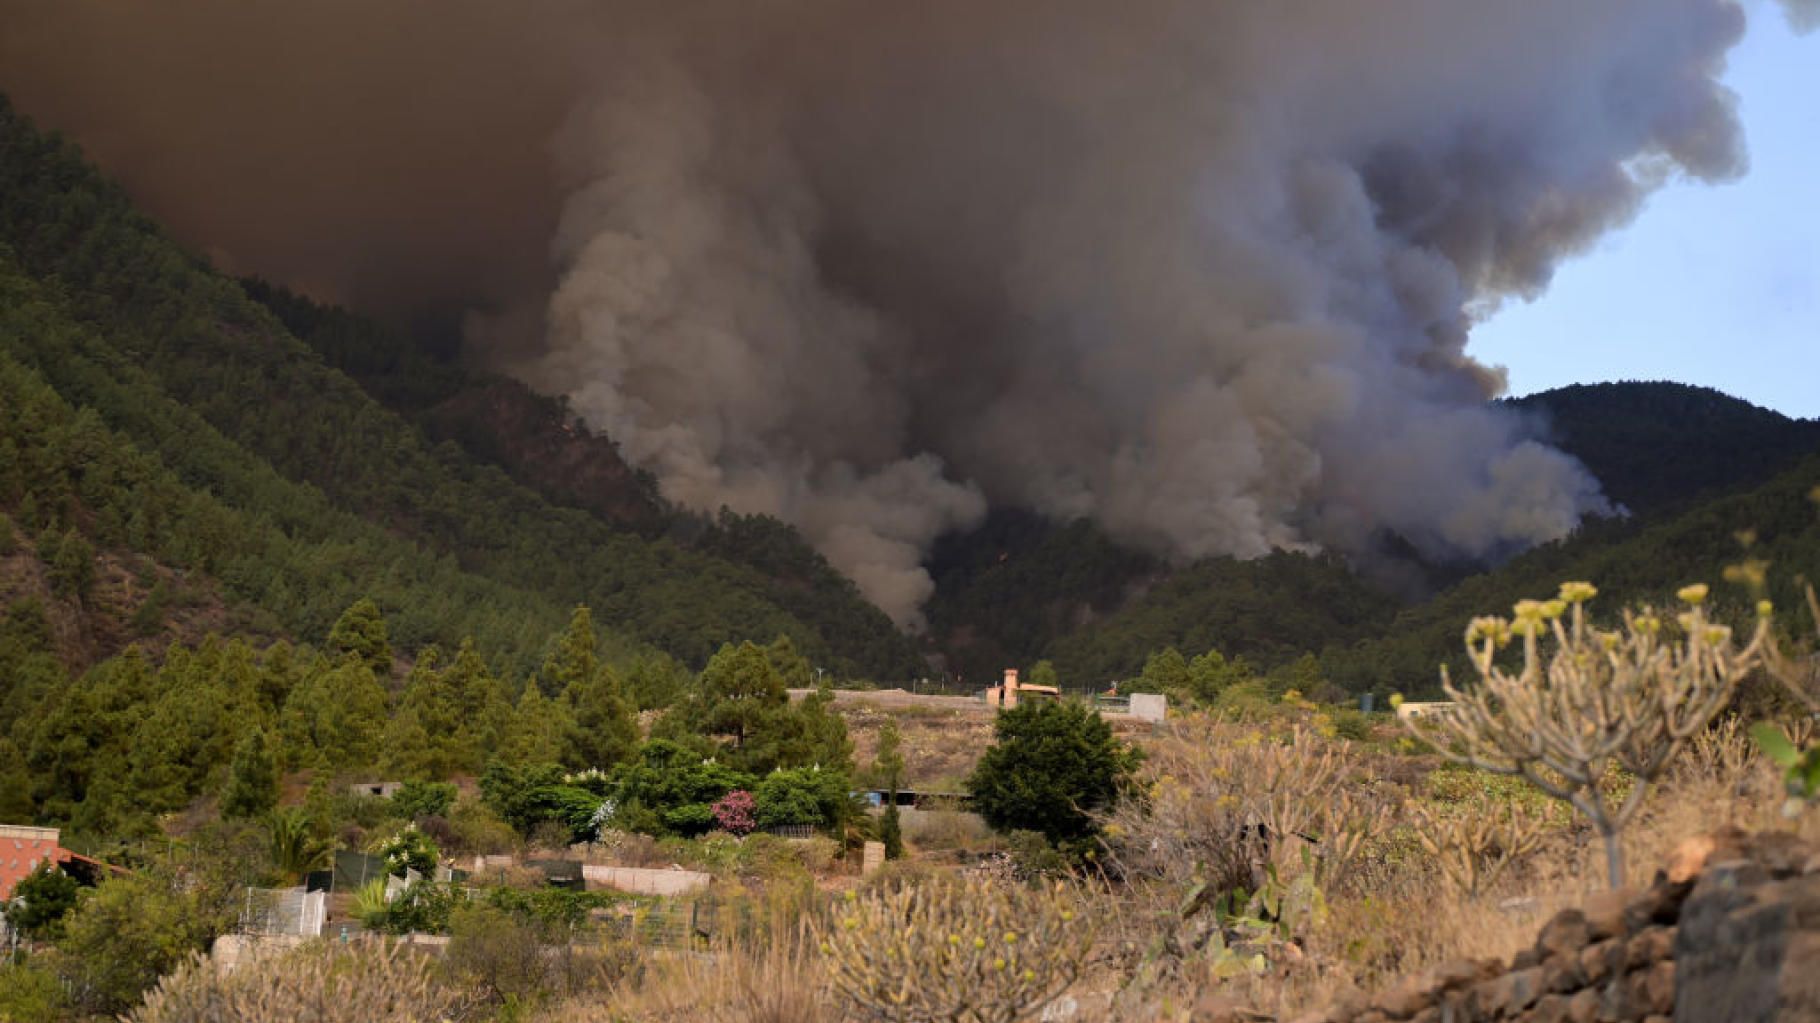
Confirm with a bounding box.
[0,825,125,900]
[0,825,65,900]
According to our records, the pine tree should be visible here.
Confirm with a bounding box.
[547,607,638,769]
[500,685,574,765]
[328,598,392,678]
[541,607,599,696]
[695,641,788,752]
[221,728,279,819]
[0,737,33,820]
[880,801,904,860]
[46,528,95,600]
[874,719,905,859]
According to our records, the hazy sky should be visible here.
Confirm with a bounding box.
[1471,2,1819,419]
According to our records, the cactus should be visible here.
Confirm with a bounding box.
[1408,799,1548,897]
[1409,582,1770,888]
[818,878,1096,1023]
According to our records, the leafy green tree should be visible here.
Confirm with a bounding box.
[391,780,458,821]
[1135,647,1191,695]
[24,647,157,822]
[0,957,67,1019]
[778,683,855,771]
[127,642,262,812]
[1184,649,1252,704]
[1027,660,1061,689]
[478,760,571,836]
[5,861,79,941]
[53,872,209,1018]
[328,598,392,678]
[220,727,279,819]
[968,700,1141,846]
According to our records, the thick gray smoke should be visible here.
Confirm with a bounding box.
[1,0,1797,626]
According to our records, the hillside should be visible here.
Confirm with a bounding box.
[0,94,923,680]
[1324,450,1820,697]
[921,383,1820,692]
[1510,381,1820,517]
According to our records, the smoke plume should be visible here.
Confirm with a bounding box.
[0,1,1788,625]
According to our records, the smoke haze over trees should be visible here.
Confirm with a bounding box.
[3,0,1810,624]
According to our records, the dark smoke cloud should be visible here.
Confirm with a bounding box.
[0,1,1793,625]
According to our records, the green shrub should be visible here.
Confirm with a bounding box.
[754,766,850,831]
[53,872,209,1017]
[0,957,67,1022]
[967,699,1142,844]
[391,779,458,821]
[372,824,440,877]
[1003,830,1073,881]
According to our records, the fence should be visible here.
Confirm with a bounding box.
[239,886,327,938]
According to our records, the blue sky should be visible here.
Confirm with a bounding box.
[1470,3,1819,420]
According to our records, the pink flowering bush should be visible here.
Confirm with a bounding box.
[712,789,758,835]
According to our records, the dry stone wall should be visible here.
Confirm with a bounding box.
[1292,828,1820,1023]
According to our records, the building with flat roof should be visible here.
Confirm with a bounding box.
[0,825,65,900]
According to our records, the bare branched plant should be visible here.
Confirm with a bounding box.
[1408,582,1771,887]
[1765,582,1820,713]
[817,878,1095,1023]
[1408,800,1548,898]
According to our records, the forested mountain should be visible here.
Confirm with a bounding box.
[921,384,1820,693]
[4,88,1815,707]
[1510,381,1820,517]
[0,94,922,681]
[1323,450,1820,698]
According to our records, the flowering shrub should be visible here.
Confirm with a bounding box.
[712,789,758,835]
[372,824,439,877]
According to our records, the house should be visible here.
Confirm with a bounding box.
[1396,701,1457,722]
[347,781,405,800]
[0,825,126,900]
[0,826,62,901]
[984,668,1059,710]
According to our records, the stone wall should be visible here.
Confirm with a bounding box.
[1293,828,1820,1023]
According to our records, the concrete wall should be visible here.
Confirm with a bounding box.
[1129,693,1168,722]
[581,864,711,897]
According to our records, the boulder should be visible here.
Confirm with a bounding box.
[1674,860,1820,1022]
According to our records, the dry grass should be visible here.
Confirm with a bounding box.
[540,925,834,1023]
